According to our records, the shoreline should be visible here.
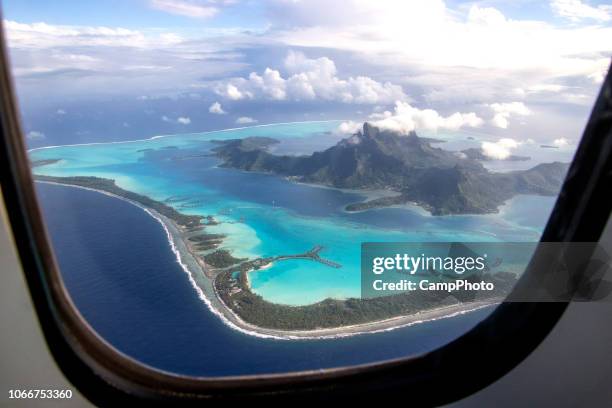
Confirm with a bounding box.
[36,180,501,340]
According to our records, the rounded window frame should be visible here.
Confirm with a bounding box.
[1,22,611,406]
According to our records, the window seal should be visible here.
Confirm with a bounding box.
[1,20,611,406]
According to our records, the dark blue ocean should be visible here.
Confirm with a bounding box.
[36,182,493,377]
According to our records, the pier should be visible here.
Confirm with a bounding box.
[217,245,342,275]
[273,245,342,268]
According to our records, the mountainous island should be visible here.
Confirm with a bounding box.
[211,123,569,215]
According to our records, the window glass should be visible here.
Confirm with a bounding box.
[5,0,608,376]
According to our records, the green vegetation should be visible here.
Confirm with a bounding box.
[211,136,279,151]
[33,175,203,228]
[188,233,225,251]
[31,159,60,168]
[203,215,219,225]
[204,249,246,268]
[215,266,516,330]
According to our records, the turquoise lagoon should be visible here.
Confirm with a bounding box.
[30,121,564,306]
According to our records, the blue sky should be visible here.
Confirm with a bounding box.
[3,0,268,30]
[2,0,611,151]
[4,0,611,25]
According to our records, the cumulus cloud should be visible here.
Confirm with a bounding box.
[489,102,531,129]
[336,120,362,135]
[208,101,226,114]
[490,115,509,129]
[26,130,45,140]
[551,0,611,22]
[236,116,257,124]
[481,138,521,160]
[56,109,66,115]
[214,51,408,104]
[368,101,483,134]
[219,84,250,100]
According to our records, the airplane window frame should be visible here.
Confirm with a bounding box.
[0,20,611,405]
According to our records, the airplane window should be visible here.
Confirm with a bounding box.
[1,0,610,385]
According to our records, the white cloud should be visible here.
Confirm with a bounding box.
[26,130,45,140]
[1,19,246,100]
[272,2,612,96]
[220,84,251,100]
[236,116,257,124]
[336,120,362,135]
[491,114,511,129]
[2,19,251,98]
[368,110,393,120]
[481,138,521,160]
[588,65,608,84]
[553,137,570,147]
[551,0,611,22]
[208,101,226,114]
[3,20,170,49]
[490,102,531,116]
[7,0,610,113]
[149,0,220,19]
[162,115,191,124]
[5,0,611,134]
[468,5,508,26]
[56,109,66,115]
[527,84,568,93]
[214,51,408,104]
[369,101,483,134]
[489,102,531,129]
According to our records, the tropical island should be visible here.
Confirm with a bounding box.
[31,122,569,337]
[211,123,568,215]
